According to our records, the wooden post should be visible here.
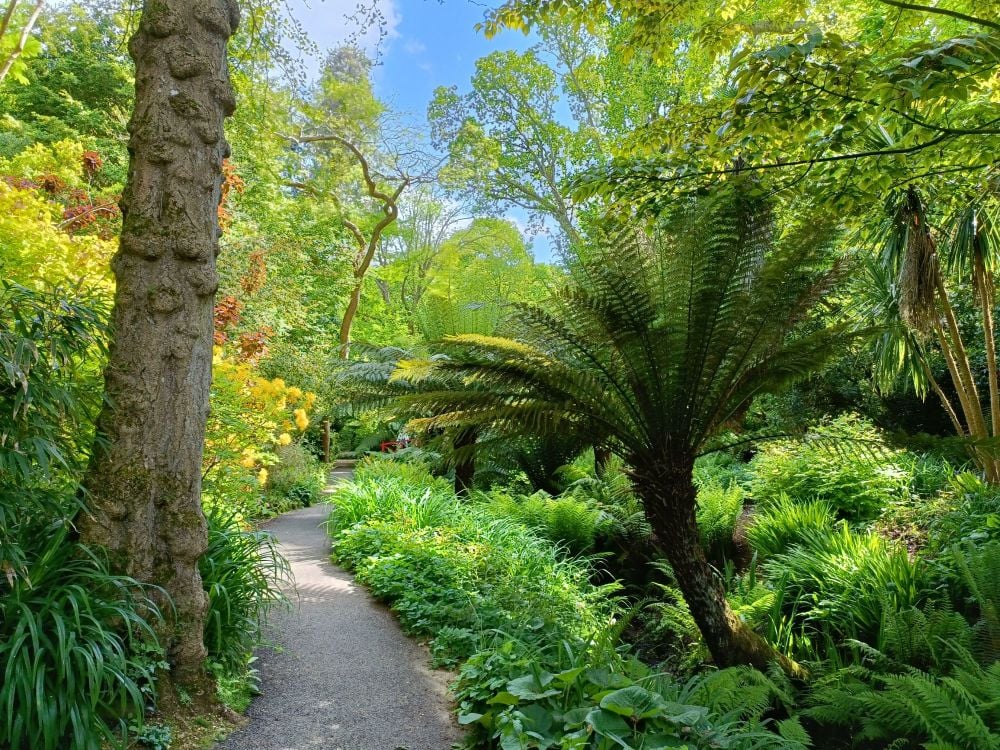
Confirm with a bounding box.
[322,420,331,464]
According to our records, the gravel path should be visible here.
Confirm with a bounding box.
[215,471,464,750]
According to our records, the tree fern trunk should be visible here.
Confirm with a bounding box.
[633,456,805,677]
[79,0,238,694]
[453,426,478,496]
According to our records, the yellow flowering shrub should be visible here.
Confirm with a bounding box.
[203,349,318,518]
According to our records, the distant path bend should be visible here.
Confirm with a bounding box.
[216,469,463,750]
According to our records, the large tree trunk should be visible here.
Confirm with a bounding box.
[632,455,805,678]
[79,0,238,693]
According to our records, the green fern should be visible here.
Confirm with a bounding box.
[808,579,1000,750]
[696,481,746,556]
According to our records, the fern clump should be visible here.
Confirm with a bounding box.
[480,489,605,555]
[696,481,746,559]
[807,542,1000,747]
[749,414,915,522]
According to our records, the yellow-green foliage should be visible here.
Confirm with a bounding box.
[0,141,115,289]
[696,481,745,554]
[746,494,836,558]
[480,489,605,555]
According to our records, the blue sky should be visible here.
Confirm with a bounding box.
[285,0,536,118]
[283,0,556,260]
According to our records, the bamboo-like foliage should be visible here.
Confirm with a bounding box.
[864,184,1000,481]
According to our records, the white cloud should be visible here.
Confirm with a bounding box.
[403,39,427,55]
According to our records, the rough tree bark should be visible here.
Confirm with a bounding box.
[632,455,806,678]
[79,0,239,692]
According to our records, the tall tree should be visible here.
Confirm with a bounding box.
[79,0,239,692]
[428,40,604,251]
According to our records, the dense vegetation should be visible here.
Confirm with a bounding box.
[2,0,999,747]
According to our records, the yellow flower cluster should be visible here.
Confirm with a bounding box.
[205,351,320,495]
[294,408,309,431]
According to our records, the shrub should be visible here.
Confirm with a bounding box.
[456,634,809,750]
[200,507,291,672]
[765,525,927,649]
[328,459,613,657]
[746,494,836,558]
[0,527,160,750]
[330,459,809,749]
[480,489,606,555]
[694,451,752,490]
[749,414,913,522]
[927,472,1000,553]
[265,442,325,509]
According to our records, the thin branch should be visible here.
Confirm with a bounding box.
[875,0,1000,32]
[0,0,20,42]
[592,132,954,192]
[0,0,43,85]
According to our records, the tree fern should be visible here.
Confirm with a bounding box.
[381,186,860,671]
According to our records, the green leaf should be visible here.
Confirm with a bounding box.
[507,673,560,700]
[586,708,634,748]
[661,701,710,726]
[489,690,523,706]
[600,686,667,719]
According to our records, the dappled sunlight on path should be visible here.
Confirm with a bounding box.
[215,473,463,750]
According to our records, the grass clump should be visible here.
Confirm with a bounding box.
[746,494,836,559]
[765,525,927,651]
[0,526,161,750]
[200,506,291,673]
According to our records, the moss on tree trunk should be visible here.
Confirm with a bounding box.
[633,454,806,678]
[79,0,239,694]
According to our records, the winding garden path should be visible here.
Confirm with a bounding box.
[216,468,463,750]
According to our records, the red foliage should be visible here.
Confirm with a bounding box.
[240,250,267,295]
[2,175,39,190]
[237,326,273,363]
[81,150,104,180]
[61,198,120,236]
[37,174,66,193]
[217,159,246,230]
[213,295,243,346]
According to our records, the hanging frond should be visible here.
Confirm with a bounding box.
[379,185,857,472]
